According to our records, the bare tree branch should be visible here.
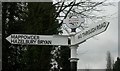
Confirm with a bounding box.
[53,0,113,30]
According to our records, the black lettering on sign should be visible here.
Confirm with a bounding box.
[91,28,96,33]
[11,34,40,40]
[18,39,24,44]
[38,40,52,45]
[102,22,106,27]
[30,40,36,44]
[11,39,17,43]
[11,34,18,39]
[25,40,36,44]
[78,22,107,39]
[26,40,30,44]
[11,39,24,44]
[78,34,82,39]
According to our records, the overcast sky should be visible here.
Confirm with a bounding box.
[76,1,118,69]
[53,0,119,69]
[60,0,119,69]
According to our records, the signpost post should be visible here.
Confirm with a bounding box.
[63,13,109,71]
[64,13,85,71]
[69,34,79,71]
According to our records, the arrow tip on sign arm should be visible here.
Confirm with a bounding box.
[6,35,11,43]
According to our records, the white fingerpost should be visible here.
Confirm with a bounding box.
[69,44,79,71]
[69,30,79,71]
[69,44,79,62]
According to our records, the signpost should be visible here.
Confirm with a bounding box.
[71,20,109,45]
[63,12,110,71]
[6,34,68,46]
[5,13,110,71]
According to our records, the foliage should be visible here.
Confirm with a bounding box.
[106,51,113,71]
[2,2,28,71]
[23,2,59,71]
[51,46,70,71]
[2,2,59,71]
[113,57,120,71]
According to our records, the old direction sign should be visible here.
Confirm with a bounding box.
[6,34,68,46]
[63,13,85,29]
[71,20,109,45]
[6,20,109,46]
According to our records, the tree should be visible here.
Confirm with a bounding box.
[2,2,27,71]
[51,46,70,71]
[113,57,120,71]
[22,2,59,71]
[106,51,113,71]
[53,0,111,28]
[2,2,59,71]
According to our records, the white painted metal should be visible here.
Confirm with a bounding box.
[6,34,68,46]
[70,45,78,58]
[63,14,84,29]
[71,20,109,45]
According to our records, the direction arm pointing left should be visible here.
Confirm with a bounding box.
[6,35,11,43]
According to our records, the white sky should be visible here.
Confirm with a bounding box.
[55,0,119,69]
[76,1,118,69]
